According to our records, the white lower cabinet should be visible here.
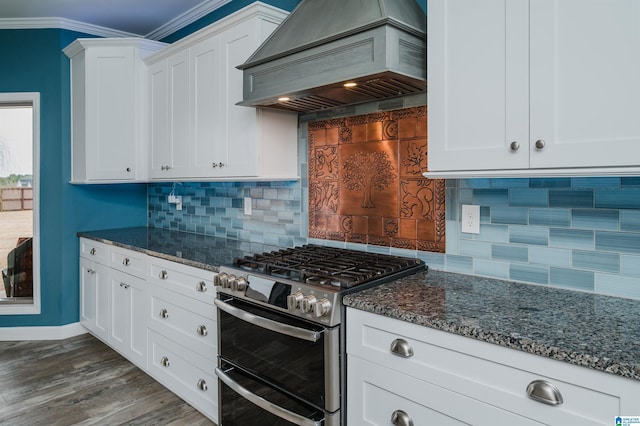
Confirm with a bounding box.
[79,238,217,423]
[347,308,640,425]
[79,255,110,341]
[146,257,218,423]
[109,269,147,369]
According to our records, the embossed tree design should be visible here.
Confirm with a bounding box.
[342,151,395,208]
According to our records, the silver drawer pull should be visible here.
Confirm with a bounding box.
[526,380,563,406]
[90,248,96,255]
[86,268,95,275]
[390,338,414,358]
[196,325,208,336]
[196,281,207,292]
[119,282,130,289]
[196,379,208,391]
[159,270,168,280]
[391,409,414,426]
[160,356,170,367]
[123,258,130,266]
[159,308,169,319]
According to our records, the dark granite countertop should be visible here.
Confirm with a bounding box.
[78,227,280,272]
[344,270,640,381]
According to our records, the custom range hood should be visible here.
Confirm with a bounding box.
[237,0,426,113]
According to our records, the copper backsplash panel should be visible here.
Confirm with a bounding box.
[308,106,445,252]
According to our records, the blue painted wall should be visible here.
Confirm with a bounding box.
[0,29,148,327]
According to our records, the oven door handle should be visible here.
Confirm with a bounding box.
[214,298,322,342]
[216,367,322,426]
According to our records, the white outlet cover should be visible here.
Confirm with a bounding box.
[244,197,252,215]
[461,204,480,234]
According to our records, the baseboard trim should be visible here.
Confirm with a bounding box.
[0,322,87,341]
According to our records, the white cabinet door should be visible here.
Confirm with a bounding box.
[79,257,110,341]
[84,46,137,180]
[190,35,224,177]
[529,0,640,169]
[215,19,260,177]
[109,269,147,368]
[428,0,529,172]
[149,59,169,178]
[149,51,191,179]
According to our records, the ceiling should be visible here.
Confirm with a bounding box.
[0,0,230,38]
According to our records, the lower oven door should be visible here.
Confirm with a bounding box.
[215,295,340,412]
[216,362,340,426]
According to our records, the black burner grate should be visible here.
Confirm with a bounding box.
[234,244,423,288]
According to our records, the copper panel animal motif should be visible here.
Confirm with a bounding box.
[308,106,445,252]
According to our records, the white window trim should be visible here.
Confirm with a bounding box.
[0,92,40,315]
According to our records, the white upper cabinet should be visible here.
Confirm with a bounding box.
[64,38,166,183]
[427,0,640,176]
[146,3,299,181]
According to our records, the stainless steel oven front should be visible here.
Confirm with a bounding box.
[215,293,341,426]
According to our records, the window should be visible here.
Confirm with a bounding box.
[0,93,40,314]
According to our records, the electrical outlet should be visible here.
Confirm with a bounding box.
[461,204,480,234]
[244,197,252,215]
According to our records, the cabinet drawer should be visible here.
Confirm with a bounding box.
[79,238,109,263]
[110,246,146,277]
[149,286,216,360]
[149,258,215,305]
[347,309,623,425]
[348,355,541,426]
[147,329,217,423]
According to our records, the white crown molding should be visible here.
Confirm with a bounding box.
[145,0,232,40]
[0,17,139,38]
[0,322,86,341]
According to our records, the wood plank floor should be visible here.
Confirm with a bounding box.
[0,333,215,426]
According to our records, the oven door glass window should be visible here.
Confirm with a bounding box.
[217,362,326,426]
[218,297,332,409]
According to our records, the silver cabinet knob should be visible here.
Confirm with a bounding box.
[160,356,170,367]
[196,281,207,292]
[196,379,208,391]
[526,380,563,405]
[391,409,414,426]
[159,308,169,319]
[196,325,208,336]
[159,270,168,280]
[123,258,130,266]
[510,141,520,151]
[90,248,96,255]
[390,338,414,358]
[126,167,131,172]
[535,139,546,149]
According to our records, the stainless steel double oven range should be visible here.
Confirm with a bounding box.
[214,244,425,425]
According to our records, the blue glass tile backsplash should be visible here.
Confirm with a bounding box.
[147,166,640,299]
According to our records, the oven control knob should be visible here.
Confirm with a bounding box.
[287,292,304,310]
[232,276,248,292]
[223,274,235,289]
[313,298,332,318]
[215,272,228,287]
[301,295,317,313]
